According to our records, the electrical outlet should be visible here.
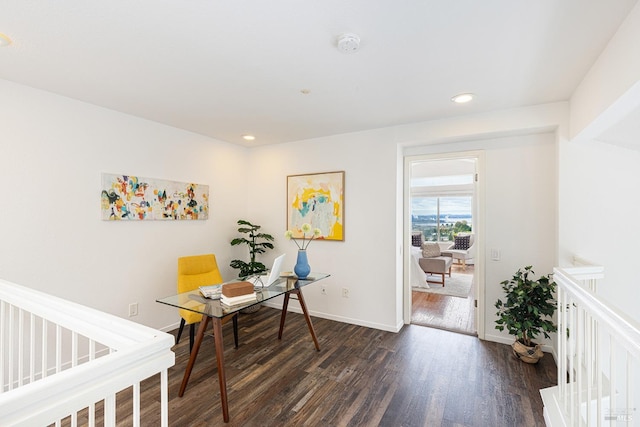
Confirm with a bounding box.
[129,302,139,317]
[341,288,349,298]
[321,285,327,295]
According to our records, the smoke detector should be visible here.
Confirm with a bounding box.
[337,33,360,54]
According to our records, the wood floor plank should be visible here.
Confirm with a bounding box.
[79,306,557,426]
[412,265,476,335]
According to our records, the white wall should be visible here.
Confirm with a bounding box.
[246,127,403,331]
[245,105,562,336]
[561,0,640,324]
[0,79,249,331]
[558,137,640,323]
[570,1,640,141]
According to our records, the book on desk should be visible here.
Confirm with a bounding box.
[199,280,255,300]
[220,292,257,307]
[199,284,222,299]
[220,281,257,306]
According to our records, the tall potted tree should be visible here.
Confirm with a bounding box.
[230,219,274,279]
[494,265,557,363]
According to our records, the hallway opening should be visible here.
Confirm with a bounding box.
[404,151,485,337]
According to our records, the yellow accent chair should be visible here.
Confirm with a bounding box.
[176,254,238,352]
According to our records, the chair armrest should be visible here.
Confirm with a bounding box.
[467,243,476,257]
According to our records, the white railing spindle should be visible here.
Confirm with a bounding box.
[8,305,15,391]
[1,301,5,394]
[133,382,141,427]
[29,313,35,384]
[88,339,96,427]
[18,308,24,388]
[41,319,47,380]
[626,355,632,427]
[105,394,116,427]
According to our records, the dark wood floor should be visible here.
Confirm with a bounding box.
[412,265,476,335]
[81,304,557,427]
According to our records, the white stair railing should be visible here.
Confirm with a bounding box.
[541,264,640,426]
[0,279,175,427]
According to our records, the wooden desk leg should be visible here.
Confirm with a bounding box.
[295,288,321,351]
[178,316,210,397]
[278,293,290,340]
[211,317,229,422]
[232,313,238,349]
[279,289,320,351]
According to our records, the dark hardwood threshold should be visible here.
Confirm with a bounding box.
[412,264,476,335]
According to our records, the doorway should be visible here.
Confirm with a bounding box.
[403,152,485,337]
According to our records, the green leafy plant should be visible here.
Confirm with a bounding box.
[230,220,274,278]
[495,265,557,347]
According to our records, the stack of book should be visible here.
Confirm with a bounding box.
[199,284,222,299]
[221,281,256,307]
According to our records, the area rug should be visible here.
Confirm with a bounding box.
[412,273,473,298]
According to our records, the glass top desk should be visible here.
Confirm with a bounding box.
[156,273,329,423]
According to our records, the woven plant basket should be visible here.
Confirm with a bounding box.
[512,340,544,364]
[240,303,261,314]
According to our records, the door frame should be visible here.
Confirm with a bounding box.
[402,150,486,339]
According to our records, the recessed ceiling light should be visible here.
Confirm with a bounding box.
[0,33,12,47]
[242,134,256,141]
[451,93,474,104]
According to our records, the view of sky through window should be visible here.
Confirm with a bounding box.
[412,196,472,216]
[411,174,474,241]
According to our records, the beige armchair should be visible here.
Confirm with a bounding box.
[417,242,452,286]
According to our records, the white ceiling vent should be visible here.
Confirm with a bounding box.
[337,33,360,54]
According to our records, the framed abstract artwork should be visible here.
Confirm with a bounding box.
[287,171,344,241]
[100,173,209,221]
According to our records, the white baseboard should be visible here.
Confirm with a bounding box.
[159,305,417,336]
[158,321,181,334]
[261,301,402,332]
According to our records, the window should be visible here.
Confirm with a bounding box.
[412,196,472,242]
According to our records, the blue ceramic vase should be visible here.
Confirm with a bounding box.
[294,250,311,279]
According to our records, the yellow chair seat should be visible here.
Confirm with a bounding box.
[176,254,236,351]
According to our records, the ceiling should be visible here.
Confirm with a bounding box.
[1,1,637,147]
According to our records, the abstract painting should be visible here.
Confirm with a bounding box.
[101,173,209,221]
[287,171,344,241]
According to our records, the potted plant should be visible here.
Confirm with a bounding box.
[494,265,557,363]
[230,219,275,279]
